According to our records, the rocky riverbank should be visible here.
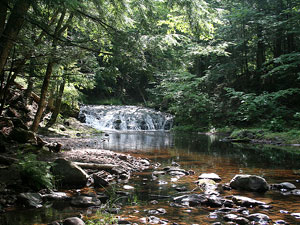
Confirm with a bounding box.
[0,86,153,225]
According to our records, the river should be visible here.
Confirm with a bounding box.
[1,131,300,224]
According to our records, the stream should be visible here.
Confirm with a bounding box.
[1,131,300,224]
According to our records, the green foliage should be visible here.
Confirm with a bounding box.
[17,153,54,190]
[224,88,300,126]
[264,52,300,79]
[268,117,286,132]
[2,0,300,131]
[85,209,118,225]
[150,70,212,130]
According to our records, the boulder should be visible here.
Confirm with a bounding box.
[196,179,218,195]
[51,158,89,188]
[70,196,101,207]
[78,113,86,123]
[230,174,269,192]
[63,217,85,225]
[198,173,221,182]
[9,127,36,144]
[18,193,43,208]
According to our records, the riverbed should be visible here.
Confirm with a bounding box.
[1,131,300,224]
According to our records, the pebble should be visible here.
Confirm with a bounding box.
[123,185,134,190]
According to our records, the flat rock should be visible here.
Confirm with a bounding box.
[42,192,70,200]
[271,182,296,190]
[232,195,266,207]
[198,173,221,181]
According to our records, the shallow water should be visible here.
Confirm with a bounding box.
[1,131,300,224]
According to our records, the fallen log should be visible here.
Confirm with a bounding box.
[73,162,118,170]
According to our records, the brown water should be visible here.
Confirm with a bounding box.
[1,131,300,224]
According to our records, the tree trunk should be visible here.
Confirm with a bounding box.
[0,0,31,77]
[47,77,66,127]
[274,0,283,58]
[0,0,8,35]
[256,24,265,69]
[31,10,73,132]
[24,76,34,104]
[31,60,54,132]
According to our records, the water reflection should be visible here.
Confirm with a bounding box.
[101,131,174,151]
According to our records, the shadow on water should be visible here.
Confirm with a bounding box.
[1,131,300,224]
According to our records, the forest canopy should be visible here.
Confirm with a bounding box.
[0,0,300,131]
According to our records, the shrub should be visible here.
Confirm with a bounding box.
[17,153,54,190]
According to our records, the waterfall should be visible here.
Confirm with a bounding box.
[78,105,174,131]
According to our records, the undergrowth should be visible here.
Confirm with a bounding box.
[17,152,54,190]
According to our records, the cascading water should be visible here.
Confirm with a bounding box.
[78,105,174,131]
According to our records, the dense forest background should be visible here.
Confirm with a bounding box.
[0,0,300,131]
